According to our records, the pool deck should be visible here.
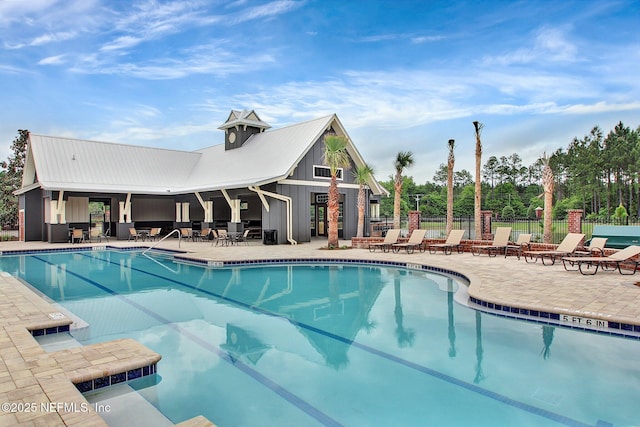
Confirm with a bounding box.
[2,237,640,426]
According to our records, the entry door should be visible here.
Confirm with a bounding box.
[316,205,327,236]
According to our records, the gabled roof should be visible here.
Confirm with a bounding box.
[19,113,386,196]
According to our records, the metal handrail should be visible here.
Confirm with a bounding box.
[142,229,180,255]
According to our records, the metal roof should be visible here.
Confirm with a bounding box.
[21,114,386,196]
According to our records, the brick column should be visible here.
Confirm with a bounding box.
[481,210,493,240]
[567,209,583,234]
[408,211,421,234]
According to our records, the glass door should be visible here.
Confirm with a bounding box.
[316,205,326,236]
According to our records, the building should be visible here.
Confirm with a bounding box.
[17,110,386,244]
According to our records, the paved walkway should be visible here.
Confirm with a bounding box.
[1,237,640,426]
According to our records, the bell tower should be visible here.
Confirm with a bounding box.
[218,110,271,150]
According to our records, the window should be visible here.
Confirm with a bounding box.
[313,165,343,180]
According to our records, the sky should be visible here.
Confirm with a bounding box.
[1,0,639,184]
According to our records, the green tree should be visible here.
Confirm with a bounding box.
[393,152,414,229]
[0,130,28,228]
[352,163,375,238]
[322,135,351,248]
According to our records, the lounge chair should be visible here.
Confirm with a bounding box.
[471,227,512,257]
[574,237,608,257]
[522,233,585,265]
[561,245,640,275]
[392,229,427,254]
[426,229,465,255]
[368,229,401,253]
[504,233,532,259]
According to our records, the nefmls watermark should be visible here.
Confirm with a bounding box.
[1,401,111,414]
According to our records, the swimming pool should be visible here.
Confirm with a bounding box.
[1,249,639,426]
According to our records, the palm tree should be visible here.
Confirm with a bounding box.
[541,153,554,244]
[473,122,484,240]
[446,139,455,235]
[353,163,375,238]
[323,135,351,248]
[393,152,414,229]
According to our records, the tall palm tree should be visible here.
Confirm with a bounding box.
[323,135,351,248]
[473,121,484,240]
[541,153,554,244]
[353,163,375,238]
[393,152,414,229]
[446,139,455,235]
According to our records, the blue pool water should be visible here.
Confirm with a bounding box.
[1,249,640,426]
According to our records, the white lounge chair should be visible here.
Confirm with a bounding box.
[368,229,401,253]
[426,230,465,255]
[471,227,512,257]
[392,229,428,254]
[523,233,585,265]
[562,245,640,275]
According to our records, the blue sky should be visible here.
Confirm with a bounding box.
[1,0,638,183]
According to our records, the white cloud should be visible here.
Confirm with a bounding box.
[483,25,577,66]
[30,31,77,46]
[38,55,66,65]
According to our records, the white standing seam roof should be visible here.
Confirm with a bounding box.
[22,114,386,195]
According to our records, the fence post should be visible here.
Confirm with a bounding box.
[567,210,584,244]
[408,211,420,234]
[480,210,493,240]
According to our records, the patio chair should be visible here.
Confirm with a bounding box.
[71,228,85,244]
[234,229,251,246]
[391,229,427,254]
[128,228,142,241]
[471,227,512,257]
[504,233,532,259]
[426,229,465,255]
[522,233,585,265]
[200,228,212,241]
[561,245,640,275]
[210,229,221,246]
[180,228,193,241]
[217,229,231,246]
[368,229,401,253]
[148,227,161,241]
[88,229,101,242]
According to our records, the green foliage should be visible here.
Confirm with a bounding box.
[552,196,582,219]
[501,205,515,219]
[526,197,544,218]
[0,130,28,228]
[454,185,475,216]
[613,203,629,221]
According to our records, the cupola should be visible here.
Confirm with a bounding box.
[218,110,271,150]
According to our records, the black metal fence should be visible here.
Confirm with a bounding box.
[366,215,633,244]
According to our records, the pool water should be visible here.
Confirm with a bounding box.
[1,250,639,427]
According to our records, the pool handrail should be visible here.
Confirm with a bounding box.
[142,228,181,254]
